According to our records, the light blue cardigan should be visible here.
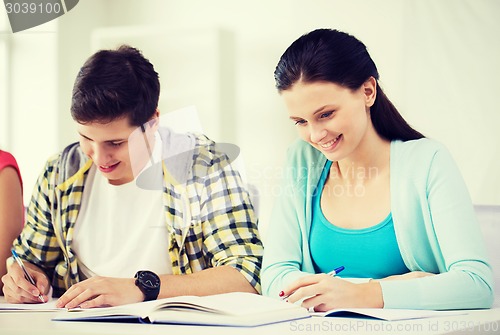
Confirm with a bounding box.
[261,138,494,309]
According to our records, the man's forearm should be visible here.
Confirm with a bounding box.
[158,266,257,298]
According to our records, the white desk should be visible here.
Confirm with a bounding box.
[1,298,500,335]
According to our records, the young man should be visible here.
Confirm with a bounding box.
[1,45,263,308]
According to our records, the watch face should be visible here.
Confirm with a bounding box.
[138,271,160,290]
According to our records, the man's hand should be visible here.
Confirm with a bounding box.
[1,260,50,303]
[55,276,144,309]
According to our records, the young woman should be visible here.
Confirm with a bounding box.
[261,28,493,310]
[0,150,24,293]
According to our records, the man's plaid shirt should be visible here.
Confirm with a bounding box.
[13,129,263,297]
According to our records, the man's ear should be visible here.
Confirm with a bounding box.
[145,109,160,131]
[152,109,160,128]
[153,109,160,120]
[363,77,377,108]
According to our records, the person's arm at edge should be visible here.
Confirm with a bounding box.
[0,167,24,293]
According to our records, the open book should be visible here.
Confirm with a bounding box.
[312,308,466,321]
[0,300,61,312]
[52,292,310,327]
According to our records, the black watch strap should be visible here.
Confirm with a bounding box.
[134,270,160,301]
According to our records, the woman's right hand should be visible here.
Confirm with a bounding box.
[1,259,50,303]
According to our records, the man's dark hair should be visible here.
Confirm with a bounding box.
[71,45,160,127]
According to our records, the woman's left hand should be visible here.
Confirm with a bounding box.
[55,276,143,309]
[282,274,383,312]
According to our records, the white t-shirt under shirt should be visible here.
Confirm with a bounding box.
[73,132,172,280]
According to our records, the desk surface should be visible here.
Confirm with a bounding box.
[1,298,500,335]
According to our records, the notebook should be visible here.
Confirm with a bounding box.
[312,308,466,321]
[52,292,310,327]
[0,300,61,312]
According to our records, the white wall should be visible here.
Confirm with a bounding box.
[399,0,500,206]
[0,16,9,147]
[2,0,499,237]
[1,20,58,200]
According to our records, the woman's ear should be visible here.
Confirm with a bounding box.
[363,77,377,108]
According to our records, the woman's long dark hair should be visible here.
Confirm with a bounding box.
[274,29,424,141]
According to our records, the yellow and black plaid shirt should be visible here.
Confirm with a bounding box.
[13,131,263,297]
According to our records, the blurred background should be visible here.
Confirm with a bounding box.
[1,0,499,238]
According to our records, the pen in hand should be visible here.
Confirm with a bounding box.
[11,250,45,303]
[327,266,345,277]
[279,266,345,300]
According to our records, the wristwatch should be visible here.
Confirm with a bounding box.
[134,270,161,301]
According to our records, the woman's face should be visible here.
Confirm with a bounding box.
[281,79,376,161]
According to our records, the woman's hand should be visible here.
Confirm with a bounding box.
[282,274,383,312]
[55,276,144,309]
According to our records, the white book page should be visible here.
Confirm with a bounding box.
[0,300,61,311]
[312,308,467,321]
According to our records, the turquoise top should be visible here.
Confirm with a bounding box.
[310,160,408,278]
[261,138,494,309]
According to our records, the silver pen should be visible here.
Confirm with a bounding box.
[11,250,45,303]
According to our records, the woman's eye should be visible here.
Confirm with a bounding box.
[109,142,123,147]
[320,111,333,119]
[294,119,307,126]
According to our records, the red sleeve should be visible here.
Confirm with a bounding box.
[0,150,23,188]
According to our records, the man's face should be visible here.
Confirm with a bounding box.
[77,116,156,185]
